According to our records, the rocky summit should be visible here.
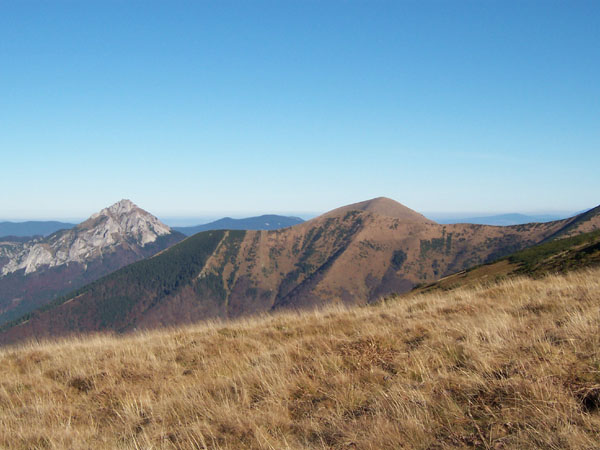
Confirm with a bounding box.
[0,200,184,326]
[1,199,171,276]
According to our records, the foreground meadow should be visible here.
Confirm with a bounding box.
[1,268,599,449]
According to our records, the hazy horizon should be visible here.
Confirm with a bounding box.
[0,203,585,226]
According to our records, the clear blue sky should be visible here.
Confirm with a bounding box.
[1,1,599,220]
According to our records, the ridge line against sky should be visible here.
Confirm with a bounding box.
[1,1,599,219]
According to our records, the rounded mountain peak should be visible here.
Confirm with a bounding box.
[319,197,435,223]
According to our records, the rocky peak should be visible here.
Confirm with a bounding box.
[1,200,173,276]
[94,198,137,217]
[79,199,171,244]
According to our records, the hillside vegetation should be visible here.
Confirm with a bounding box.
[1,267,599,449]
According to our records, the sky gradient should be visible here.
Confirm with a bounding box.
[1,1,599,220]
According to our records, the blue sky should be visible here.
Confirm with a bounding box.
[1,1,599,220]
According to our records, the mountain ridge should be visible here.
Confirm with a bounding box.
[2,197,598,344]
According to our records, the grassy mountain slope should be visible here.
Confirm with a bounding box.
[547,204,600,240]
[1,267,599,449]
[412,229,600,295]
[1,198,598,344]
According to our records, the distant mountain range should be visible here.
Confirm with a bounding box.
[0,221,76,238]
[0,215,304,239]
[4,212,582,238]
[434,213,572,226]
[173,215,304,236]
[2,197,598,345]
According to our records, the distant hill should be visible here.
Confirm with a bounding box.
[0,221,76,238]
[173,214,304,236]
[2,197,598,344]
[435,213,569,226]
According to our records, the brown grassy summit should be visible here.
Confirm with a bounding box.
[317,196,435,223]
[1,267,599,448]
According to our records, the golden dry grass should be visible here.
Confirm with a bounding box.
[1,268,600,449]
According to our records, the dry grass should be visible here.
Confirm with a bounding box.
[1,268,600,449]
